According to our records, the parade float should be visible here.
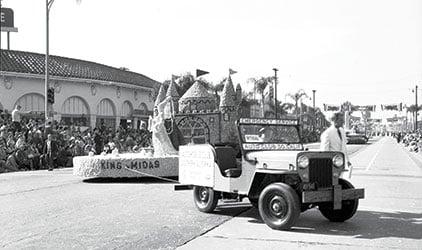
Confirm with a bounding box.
[73,73,242,179]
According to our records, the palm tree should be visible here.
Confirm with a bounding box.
[248,76,274,117]
[286,89,309,115]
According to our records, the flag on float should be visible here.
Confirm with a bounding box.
[229,68,238,75]
[196,69,209,78]
[171,74,180,83]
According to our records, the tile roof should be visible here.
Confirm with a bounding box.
[0,50,160,89]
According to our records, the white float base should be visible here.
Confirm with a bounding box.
[73,153,178,179]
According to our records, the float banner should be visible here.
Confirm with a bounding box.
[239,118,298,125]
[73,153,178,178]
[243,143,303,151]
[324,104,340,111]
[381,103,402,111]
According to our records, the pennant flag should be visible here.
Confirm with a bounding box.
[171,74,180,83]
[196,69,209,78]
[229,68,238,75]
[171,75,180,83]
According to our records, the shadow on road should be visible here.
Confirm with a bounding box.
[82,176,178,184]
[243,208,422,239]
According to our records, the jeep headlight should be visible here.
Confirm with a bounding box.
[333,154,344,168]
[297,155,309,169]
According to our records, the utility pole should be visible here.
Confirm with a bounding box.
[273,68,278,118]
[415,85,418,132]
[45,0,55,122]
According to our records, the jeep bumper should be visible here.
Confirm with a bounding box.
[302,186,365,209]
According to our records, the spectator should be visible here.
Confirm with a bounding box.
[43,134,58,171]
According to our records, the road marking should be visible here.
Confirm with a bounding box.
[365,138,384,171]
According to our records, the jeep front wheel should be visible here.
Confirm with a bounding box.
[193,186,219,213]
[319,178,359,222]
[258,183,300,230]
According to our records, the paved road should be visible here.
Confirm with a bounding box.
[0,171,249,249]
[179,137,422,249]
[2,137,419,249]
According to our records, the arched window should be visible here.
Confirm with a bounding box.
[61,96,90,126]
[121,101,133,117]
[14,93,46,121]
[15,93,45,112]
[96,98,116,128]
[177,116,210,144]
[120,101,133,129]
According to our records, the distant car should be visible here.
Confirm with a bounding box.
[346,133,368,144]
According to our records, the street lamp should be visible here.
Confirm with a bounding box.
[273,68,278,118]
[412,85,418,132]
[45,0,55,122]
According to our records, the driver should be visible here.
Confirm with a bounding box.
[258,127,274,142]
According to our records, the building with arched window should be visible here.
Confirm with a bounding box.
[0,50,159,129]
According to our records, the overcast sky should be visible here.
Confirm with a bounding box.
[1,0,421,117]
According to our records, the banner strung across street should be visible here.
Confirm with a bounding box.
[323,104,340,111]
[352,105,376,112]
[381,103,402,111]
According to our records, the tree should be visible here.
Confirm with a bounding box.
[248,76,274,117]
[286,89,309,115]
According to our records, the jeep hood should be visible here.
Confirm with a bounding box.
[246,151,300,170]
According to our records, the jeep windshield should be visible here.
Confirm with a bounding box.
[238,118,303,151]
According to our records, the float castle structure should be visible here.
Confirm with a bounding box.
[154,75,242,145]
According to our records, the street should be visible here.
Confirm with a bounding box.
[179,137,422,249]
[0,137,421,249]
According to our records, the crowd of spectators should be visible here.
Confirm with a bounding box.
[396,131,422,153]
[0,110,152,173]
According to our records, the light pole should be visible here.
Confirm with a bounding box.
[273,68,278,118]
[45,0,55,122]
[415,85,418,132]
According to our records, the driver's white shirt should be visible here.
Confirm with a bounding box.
[320,125,349,163]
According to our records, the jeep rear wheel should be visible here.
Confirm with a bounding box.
[319,178,359,222]
[193,186,219,213]
[258,183,300,230]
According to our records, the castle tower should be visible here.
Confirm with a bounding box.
[219,76,239,143]
[178,81,216,113]
[154,84,167,108]
[166,80,180,113]
[235,83,242,107]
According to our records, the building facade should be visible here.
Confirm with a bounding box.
[0,50,159,129]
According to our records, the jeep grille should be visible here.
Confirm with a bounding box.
[309,158,332,188]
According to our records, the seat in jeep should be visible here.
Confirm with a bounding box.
[214,146,241,178]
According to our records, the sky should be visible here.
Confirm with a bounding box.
[1,0,422,119]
